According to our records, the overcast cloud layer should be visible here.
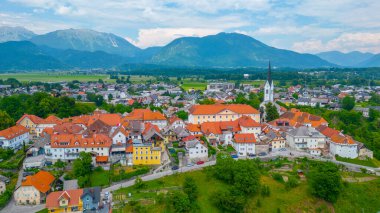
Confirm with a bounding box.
[1,0,380,53]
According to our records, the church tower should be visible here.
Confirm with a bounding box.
[264,61,274,103]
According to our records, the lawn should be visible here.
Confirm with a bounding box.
[90,169,110,187]
[0,72,115,83]
[335,156,380,168]
[35,208,48,213]
[181,82,207,91]
[112,167,380,213]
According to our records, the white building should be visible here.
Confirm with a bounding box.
[184,136,208,161]
[232,133,256,157]
[329,134,358,159]
[0,125,29,150]
[264,62,274,103]
[286,126,326,155]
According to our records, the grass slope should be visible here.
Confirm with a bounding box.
[112,169,380,213]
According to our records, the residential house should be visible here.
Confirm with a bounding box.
[16,114,62,137]
[183,136,208,161]
[45,189,83,213]
[0,125,29,149]
[124,109,167,129]
[269,108,328,128]
[188,104,260,124]
[14,171,55,205]
[286,126,326,155]
[81,187,101,212]
[232,133,256,157]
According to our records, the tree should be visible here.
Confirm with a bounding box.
[292,93,299,100]
[0,110,14,130]
[183,177,198,203]
[176,110,189,120]
[73,152,93,178]
[53,159,66,170]
[134,176,146,189]
[171,191,191,212]
[308,162,342,203]
[265,102,279,122]
[108,94,113,101]
[341,96,355,111]
[212,189,246,213]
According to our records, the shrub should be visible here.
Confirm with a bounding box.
[272,173,284,183]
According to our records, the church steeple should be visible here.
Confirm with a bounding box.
[267,61,272,85]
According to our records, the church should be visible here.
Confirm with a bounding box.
[264,61,274,103]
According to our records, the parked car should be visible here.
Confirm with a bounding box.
[196,161,204,165]
[248,153,256,157]
[187,163,194,167]
[231,154,238,158]
[172,165,179,170]
[279,148,287,152]
[258,152,267,156]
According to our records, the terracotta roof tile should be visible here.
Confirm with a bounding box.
[189,104,259,115]
[0,125,29,140]
[21,171,55,193]
[234,133,256,143]
[46,189,83,209]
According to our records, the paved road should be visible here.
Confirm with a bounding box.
[1,198,45,213]
[102,161,216,193]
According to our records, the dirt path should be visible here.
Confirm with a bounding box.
[343,176,377,182]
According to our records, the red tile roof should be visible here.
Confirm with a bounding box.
[270,109,328,128]
[46,189,83,209]
[21,171,55,193]
[124,109,166,121]
[185,124,201,132]
[189,104,259,115]
[96,156,108,162]
[50,134,112,148]
[234,133,257,143]
[0,125,29,140]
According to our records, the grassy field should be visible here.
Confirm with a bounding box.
[336,156,380,168]
[0,72,115,83]
[90,169,110,187]
[180,82,207,91]
[112,168,380,213]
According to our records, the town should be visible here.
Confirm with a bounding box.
[0,64,379,213]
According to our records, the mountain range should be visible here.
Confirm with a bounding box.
[316,51,375,67]
[0,26,379,71]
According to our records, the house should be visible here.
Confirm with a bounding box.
[23,155,46,169]
[0,125,29,149]
[14,171,55,205]
[270,108,328,128]
[286,126,326,155]
[329,134,358,159]
[316,125,363,159]
[124,109,167,129]
[0,175,10,195]
[265,130,286,151]
[16,114,62,137]
[232,133,256,157]
[44,134,112,163]
[132,123,164,165]
[45,189,83,213]
[81,187,101,212]
[188,104,260,124]
[183,136,208,161]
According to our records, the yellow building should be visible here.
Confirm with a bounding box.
[133,143,162,165]
[188,104,260,124]
[46,189,83,213]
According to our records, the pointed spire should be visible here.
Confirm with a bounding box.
[267,61,272,85]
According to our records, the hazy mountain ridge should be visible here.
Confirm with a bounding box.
[317,51,374,67]
[0,26,36,43]
[30,29,141,57]
[148,33,334,68]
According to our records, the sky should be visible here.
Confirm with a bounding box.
[1,0,380,53]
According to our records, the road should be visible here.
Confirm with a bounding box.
[102,160,216,193]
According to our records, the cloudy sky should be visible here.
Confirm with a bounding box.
[1,0,380,53]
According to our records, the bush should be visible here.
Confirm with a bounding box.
[285,176,299,189]
[272,173,284,183]
[261,185,270,197]
[111,166,150,182]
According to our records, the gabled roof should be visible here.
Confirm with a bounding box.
[270,109,328,128]
[46,189,83,209]
[21,171,55,193]
[234,133,256,143]
[0,125,29,140]
[50,134,112,148]
[124,109,166,121]
[16,114,44,124]
[189,104,259,115]
[185,124,201,132]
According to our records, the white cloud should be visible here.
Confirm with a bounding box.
[292,32,380,53]
[126,28,222,48]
